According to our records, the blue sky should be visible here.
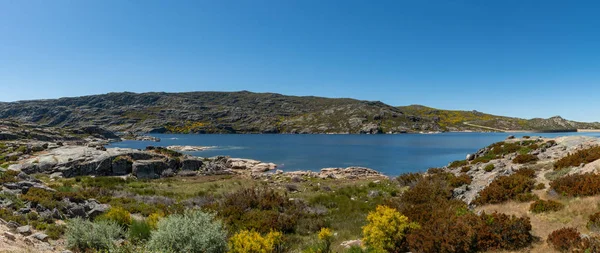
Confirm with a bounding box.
[1,0,599,121]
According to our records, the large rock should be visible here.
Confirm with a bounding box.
[132,160,168,179]
[111,157,132,175]
[180,158,203,171]
[16,225,31,236]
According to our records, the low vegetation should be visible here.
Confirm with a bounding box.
[474,168,536,205]
[550,173,600,197]
[554,145,600,170]
[512,154,539,164]
[147,210,228,253]
[529,199,564,213]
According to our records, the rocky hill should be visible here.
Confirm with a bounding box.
[0,91,597,134]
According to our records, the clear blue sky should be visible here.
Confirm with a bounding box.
[1,1,599,121]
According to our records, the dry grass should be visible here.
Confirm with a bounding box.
[477,195,600,253]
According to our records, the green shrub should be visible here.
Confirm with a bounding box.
[46,223,66,240]
[474,212,534,251]
[214,188,302,234]
[0,170,19,184]
[147,210,227,253]
[534,183,546,190]
[449,160,467,168]
[545,168,571,181]
[550,173,600,197]
[484,164,495,172]
[66,218,123,251]
[554,146,600,170]
[547,227,581,252]
[128,219,152,243]
[530,200,564,213]
[460,166,471,173]
[512,154,539,164]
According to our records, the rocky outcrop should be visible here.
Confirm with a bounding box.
[227,158,277,173]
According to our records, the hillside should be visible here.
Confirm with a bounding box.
[0,91,597,134]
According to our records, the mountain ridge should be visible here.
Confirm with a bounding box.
[0,91,598,134]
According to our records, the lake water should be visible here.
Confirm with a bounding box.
[107,132,600,176]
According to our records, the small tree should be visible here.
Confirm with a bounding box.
[66,218,123,251]
[362,205,419,253]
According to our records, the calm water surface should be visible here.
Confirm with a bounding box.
[108,132,600,176]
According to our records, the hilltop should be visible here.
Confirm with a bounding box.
[0,91,598,134]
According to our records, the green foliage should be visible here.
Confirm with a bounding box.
[554,146,600,170]
[46,223,66,240]
[66,218,123,252]
[550,173,600,197]
[147,210,227,253]
[544,167,571,181]
[128,219,152,243]
[362,205,418,253]
[547,227,581,252]
[0,170,19,184]
[535,183,546,190]
[484,164,495,172]
[146,146,183,157]
[474,168,536,205]
[449,160,467,168]
[460,166,471,173]
[213,188,302,234]
[512,154,539,164]
[529,200,564,213]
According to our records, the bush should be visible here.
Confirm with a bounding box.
[449,174,472,188]
[147,210,227,253]
[461,166,471,173]
[147,212,163,230]
[535,183,546,190]
[512,154,539,164]
[45,223,66,240]
[484,164,495,172]
[99,207,132,227]
[66,218,123,251]
[550,173,600,197]
[529,200,564,213]
[317,228,333,253]
[0,170,19,184]
[362,205,419,253]
[214,188,301,234]
[588,212,600,232]
[547,227,581,252]
[449,160,468,168]
[128,219,152,243]
[554,146,600,170]
[475,212,534,251]
[388,173,534,252]
[228,230,284,253]
[474,171,535,205]
[396,173,422,187]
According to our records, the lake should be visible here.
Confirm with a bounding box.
[107,132,600,176]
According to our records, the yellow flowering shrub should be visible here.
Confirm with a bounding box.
[100,207,132,227]
[317,228,333,253]
[362,205,419,253]
[147,212,164,230]
[228,230,283,253]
